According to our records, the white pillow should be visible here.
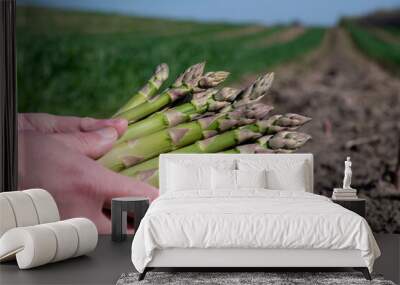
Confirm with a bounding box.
[238,159,308,191]
[167,163,211,191]
[266,167,306,191]
[211,168,236,190]
[236,169,267,188]
[211,169,267,191]
[166,159,237,192]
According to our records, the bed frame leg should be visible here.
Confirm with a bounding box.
[138,268,148,281]
[354,267,371,280]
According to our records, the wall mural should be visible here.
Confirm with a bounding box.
[16,5,400,233]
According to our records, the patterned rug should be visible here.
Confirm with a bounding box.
[116,271,396,285]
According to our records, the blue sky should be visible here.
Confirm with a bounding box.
[17,0,400,26]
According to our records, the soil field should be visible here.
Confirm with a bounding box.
[258,28,400,233]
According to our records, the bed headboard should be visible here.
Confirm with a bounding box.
[159,154,314,194]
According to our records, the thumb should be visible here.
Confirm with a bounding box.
[52,127,118,159]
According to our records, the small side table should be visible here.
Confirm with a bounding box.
[111,197,149,242]
[331,198,366,218]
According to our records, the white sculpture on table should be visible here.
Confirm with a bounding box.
[342,156,353,189]
[332,156,357,199]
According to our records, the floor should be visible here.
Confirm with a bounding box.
[0,234,399,285]
[0,236,134,285]
[373,234,400,284]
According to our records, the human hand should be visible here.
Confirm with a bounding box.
[18,112,127,135]
[18,114,159,233]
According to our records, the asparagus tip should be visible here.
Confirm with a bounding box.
[246,103,274,120]
[282,113,312,126]
[234,72,274,107]
[191,62,206,77]
[250,72,274,99]
[198,71,230,88]
[192,88,219,108]
[268,131,312,150]
[257,113,311,133]
[173,62,206,87]
[182,62,206,86]
[215,87,241,102]
[156,63,169,81]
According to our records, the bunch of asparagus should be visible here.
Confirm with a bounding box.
[99,63,312,186]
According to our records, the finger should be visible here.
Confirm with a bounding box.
[55,191,111,234]
[18,113,127,136]
[90,212,112,234]
[81,118,127,136]
[51,127,119,159]
[92,167,159,203]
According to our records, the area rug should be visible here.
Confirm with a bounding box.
[116,272,395,285]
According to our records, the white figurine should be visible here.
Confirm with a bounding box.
[342,156,353,190]
[332,157,357,199]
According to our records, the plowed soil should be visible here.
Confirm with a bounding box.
[259,28,400,233]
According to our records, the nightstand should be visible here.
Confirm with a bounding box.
[111,197,149,242]
[331,198,366,218]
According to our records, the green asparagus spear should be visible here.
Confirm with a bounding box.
[114,63,229,124]
[113,63,169,117]
[222,131,311,153]
[175,113,311,153]
[114,88,239,144]
[114,72,275,144]
[120,114,311,186]
[223,72,274,111]
[99,103,273,171]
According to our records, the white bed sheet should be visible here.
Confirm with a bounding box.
[131,190,380,273]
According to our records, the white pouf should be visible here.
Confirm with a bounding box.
[0,225,57,268]
[64,218,98,257]
[0,218,98,269]
[0,189,60,237]
[0,196,17,237]
[42,221,79,262]
[0,189,98,269]
[1,191,39,227]
[24,189,60,223]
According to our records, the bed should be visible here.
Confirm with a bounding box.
[131,154,380,280]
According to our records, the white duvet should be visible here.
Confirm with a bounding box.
[131,190,380,273]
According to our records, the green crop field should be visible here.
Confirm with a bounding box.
[345,23,400,74]
[17,6,325,118]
